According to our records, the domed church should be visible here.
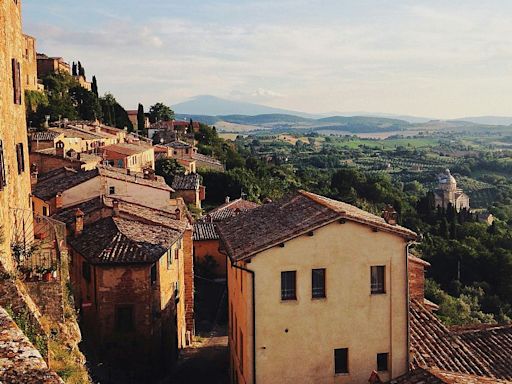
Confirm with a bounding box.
[434,169,470,211]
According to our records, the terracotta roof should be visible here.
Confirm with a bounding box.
[452,325,512,380]
[30,131,60,141]
[166,140,192,149]
[68,216,182,265]
[101,143,150,156]
[35,148,102,164]
[390,367,510,384]
[193,222,219,241]
[171,173,201,190]
[300,191,417,239]
[49,127,105,140]
[193,152,223,167]
[217,192,341,261]
[97,166,172,192]
[0,307,63,383]
[218,191,416,261]
[33,169,99,200]
[207,198,260,222]
[409,300,492,377]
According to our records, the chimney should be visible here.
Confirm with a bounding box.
[55,140,65,158]
[225,196,230,204]
[382,205,398,225]
[30,163,38,185]
[143,168,156,180]
[55,192,63,210]
[74,209,84,237]
[112,199,120,216]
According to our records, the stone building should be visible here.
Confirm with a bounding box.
[99,142,155,172]
[22,34,40,91]
[194,198,260,278]
[171,173,205,209]
[164,140,224,172]
[62,197,194,378]
[36,53,71,77]
[218,191,417,384]
[31,165,174,217]
[0,0,34,273]
[433,169,470,212]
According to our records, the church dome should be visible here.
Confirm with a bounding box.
[439,169,457,191]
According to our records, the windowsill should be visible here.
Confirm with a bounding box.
[371,292,386,295]
[334,373,349,376]
[312,296,326,300]
[280,298,297,303]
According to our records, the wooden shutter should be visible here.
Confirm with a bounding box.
[12,59,22,105]
[16,143,25,174]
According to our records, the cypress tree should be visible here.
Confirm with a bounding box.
[91,76,98,96]
[137,103,145,134]
[72,62,77,76]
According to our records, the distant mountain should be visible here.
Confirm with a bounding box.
[172,95,318,118]
[455,116,512,126]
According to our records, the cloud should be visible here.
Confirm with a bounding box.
[23,0,512,118]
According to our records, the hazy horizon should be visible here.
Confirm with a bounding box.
[23,0,512,119]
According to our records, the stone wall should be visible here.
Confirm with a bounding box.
[183,227,195,335]
[24,281,64,324]
[22,34,38,91]
[409,256,429,302]
[0,0,34,272]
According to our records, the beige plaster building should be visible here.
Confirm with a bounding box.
[0,0,34,272]
[218,191,417,384]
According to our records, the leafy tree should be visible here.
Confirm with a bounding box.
[155,158,185,186]
[149,102,174,123]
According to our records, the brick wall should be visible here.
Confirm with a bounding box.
[409,256,429,301]
[183,227,195,335]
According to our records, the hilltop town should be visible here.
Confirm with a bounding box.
[2,1,512,384]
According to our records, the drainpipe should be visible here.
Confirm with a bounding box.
[405,241,414,371]
[231,259,256,384]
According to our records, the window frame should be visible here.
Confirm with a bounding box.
[377,352,389,372]
[280,270,297,301]
[312,268,326,299]
[371,265,386,294]
[115,305,135,332]
[16,143,25,174]
[334,348,349,374]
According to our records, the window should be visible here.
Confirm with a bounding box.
[167,249,172,269]
[117,159,123,168]
[150,263,157,286]
[334,348,349,374]
[116,306,134,332]
[281,271,296,300]
[109,186,115,195]
[42,206,48,216]
[82,262,91,282]
[0,141,6,190]
[312,268,326,298]
[12,58,21,105]
[16,143,25,174]
[371,266,386,294]
[377,353,389,372]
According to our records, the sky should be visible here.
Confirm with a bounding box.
[22,0,512,118]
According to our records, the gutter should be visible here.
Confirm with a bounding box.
[230,258,256,384]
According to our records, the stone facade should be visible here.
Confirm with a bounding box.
[0,0,34,272]
[22,34,39,91]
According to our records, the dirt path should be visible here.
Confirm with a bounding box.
[167,327,229,384]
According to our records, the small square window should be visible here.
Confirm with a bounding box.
[377,353,389,372]
[281,271,296,300]
[116,306,134,332]
[334,348,348,374]
[371,266,386,294]
[312,268,326,298]
[109,186,115,195]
